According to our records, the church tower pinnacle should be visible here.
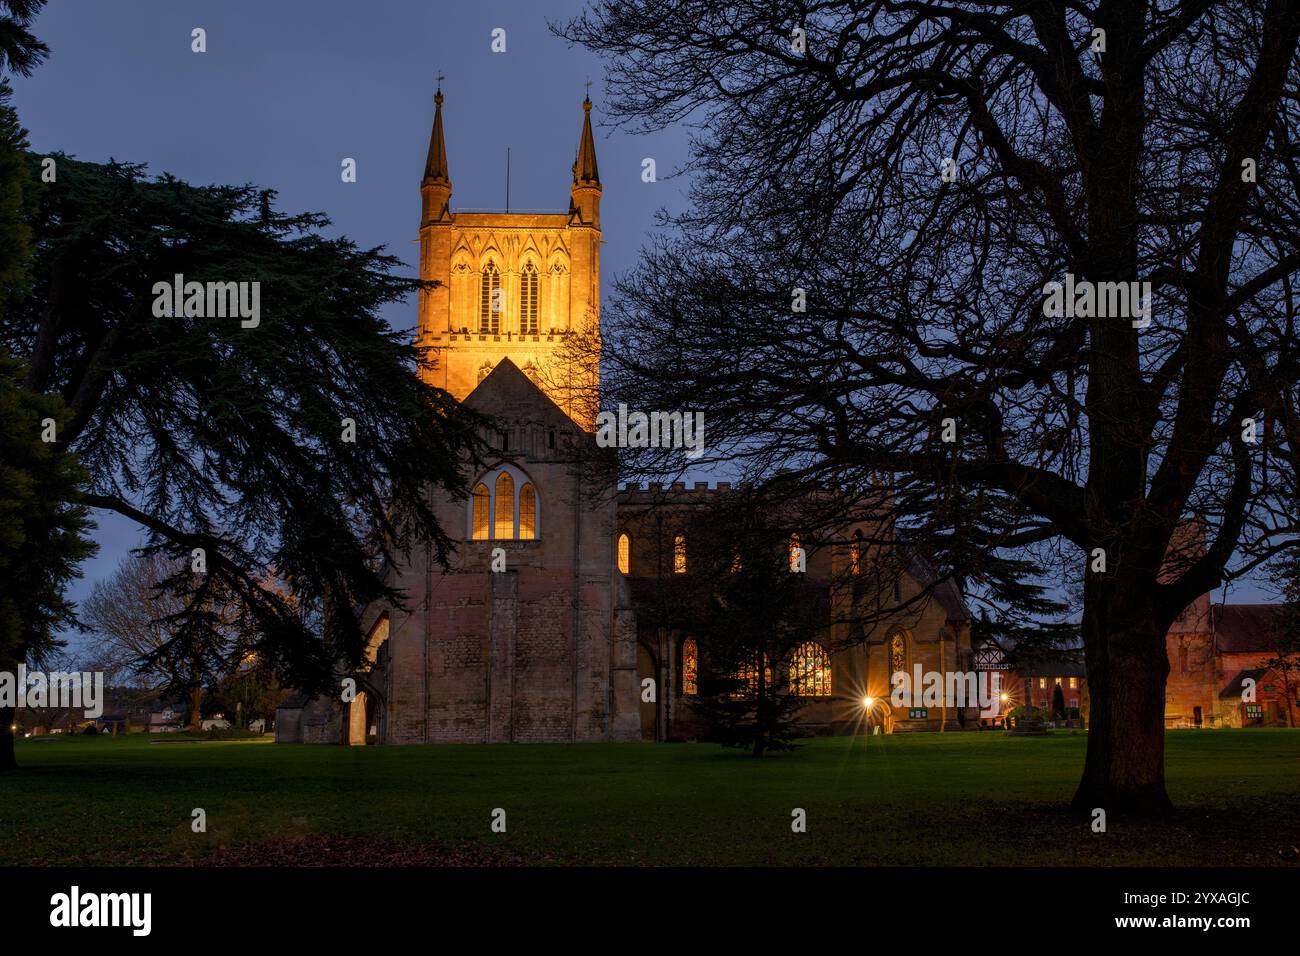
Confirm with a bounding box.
[417,90,600,430]
[569,95,602,228]
[421,83,451,225]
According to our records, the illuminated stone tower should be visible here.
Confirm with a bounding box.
[416,87,602,428]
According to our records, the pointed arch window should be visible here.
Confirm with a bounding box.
[890,632,909,679]
[471,483,490,541]
[518,484,536,540]
[469,465,540,541]
[849,530,862,576]
[616,532,631,575]
[494,471,515,538]
[791,642,832,697]
[673,534,687,574]
[520,261,539,335]
[681,638,698,696]
[480,261,501,333]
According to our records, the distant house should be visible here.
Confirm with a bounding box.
[1168,602,1296,727]
[147,710,180,733]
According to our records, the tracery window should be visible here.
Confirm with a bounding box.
[789,533,803,572]
[849,530,862,576]
[520,261,539,334]
[494,472,515,539]
[479,260,501,333]
[791,642,832,697]
[674,534,687,574]
[468,465,540,541]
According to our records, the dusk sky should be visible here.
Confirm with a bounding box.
[14,0,693,624]
[10,1,1274,629]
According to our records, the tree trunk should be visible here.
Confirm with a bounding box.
[1072,583,1173,816]
[187,685,202,733]
[0,704,15,771]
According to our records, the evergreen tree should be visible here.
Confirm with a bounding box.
[686,498,826,757]
[1,152,487,766]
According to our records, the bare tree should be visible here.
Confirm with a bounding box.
[82,551,228,731]
[562,0,1300,814]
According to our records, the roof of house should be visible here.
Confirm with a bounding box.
[1016,657,1087,678]
[1212,604,1285,654]
[1219,667,1272,699]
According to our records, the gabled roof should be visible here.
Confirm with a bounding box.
[463,357,577,432]
[905,552,971,624]
[1219,667,1273,700]
[1212,604,1285,654]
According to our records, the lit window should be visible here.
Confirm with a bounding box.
[520,262,539,334]
[479,261,501,333]
[1038,678,1046,689]
[849,530,862,576]
[791,642,832,697]
[730,549,742,573]
[733,654,773,698]
[616,532,630,575]
[674,534,686,574]
[471,483,490,540]
[470,466,539,542]
[1069,677,1078,689]
[789,533,803,572]
[682,639,698,696]
[518,484,536,540]
[494,472,515,538]
[890,632,907,676]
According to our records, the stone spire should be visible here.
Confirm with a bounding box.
[424,86,450,185]
[570,96,602,227]
[421,83,452,225]
[572,95,600,186]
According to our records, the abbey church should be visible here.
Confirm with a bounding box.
[274,90,981,746]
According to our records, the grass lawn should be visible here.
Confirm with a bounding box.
[3,729,1297,866]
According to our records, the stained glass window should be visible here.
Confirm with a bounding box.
[791,642,832,697]
[890,632,907,677]
[733,655,773,698]
[674,534,686,574]
[789,533,803,572]
[849,530,862,576]
[682,638,698,696]
[616,532,630,575]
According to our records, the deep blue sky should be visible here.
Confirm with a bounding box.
[14,0,692,624]
[11,1,1272,629]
